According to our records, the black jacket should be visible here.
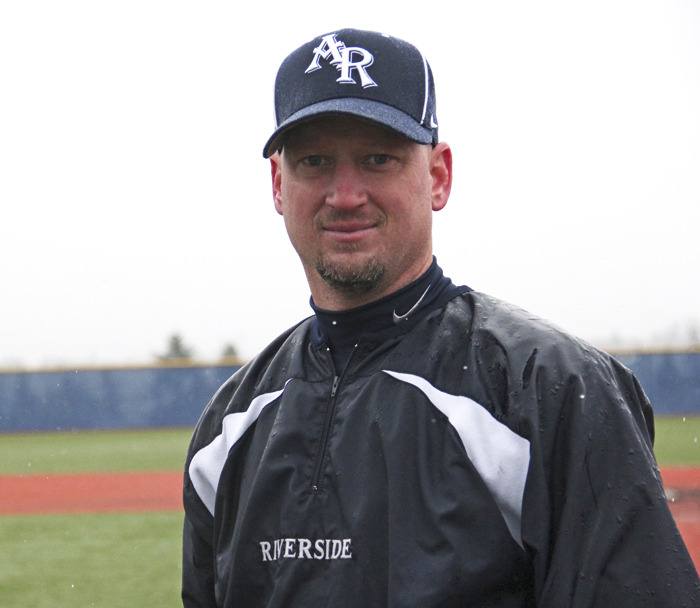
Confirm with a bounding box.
[182,291,698,607]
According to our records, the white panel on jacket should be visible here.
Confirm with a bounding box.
[383,370,531,548]
[189,386,287,516]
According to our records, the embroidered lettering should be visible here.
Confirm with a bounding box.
[314,539,325,560]
[305,33,378,89]
[298,538,312,559]
[260,541,272,562]
[259,537,353,562]
[283,538,295,558]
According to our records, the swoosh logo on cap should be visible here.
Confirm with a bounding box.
[393,284,432,324]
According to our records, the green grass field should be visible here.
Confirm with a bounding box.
[0,427,191,475]
[0,428,191,608]
[653,415,700,466]
[0,512,182,608]
[0,418,697,607]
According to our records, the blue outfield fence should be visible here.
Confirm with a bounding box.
[616,352,700,417]
[0,363,240,432]
[0,352,698,433]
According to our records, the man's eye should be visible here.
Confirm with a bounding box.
[365,154,391,166]
[301,155,328,167]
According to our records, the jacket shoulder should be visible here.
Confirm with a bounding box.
[436,291,651,432]
[187,317,314,455]
[468,291,595,354]
[462,290,621,378]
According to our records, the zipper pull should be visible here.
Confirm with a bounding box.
[330,375,340,399]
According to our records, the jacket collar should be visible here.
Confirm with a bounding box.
[310,258,468,351]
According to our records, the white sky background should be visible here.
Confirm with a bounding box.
[0,0,698,367]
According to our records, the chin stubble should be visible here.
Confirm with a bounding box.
[315,258,385,295]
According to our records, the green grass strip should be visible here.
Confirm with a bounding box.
[0,512,183,608]
[0,428,192,475]
[654,415,700,466]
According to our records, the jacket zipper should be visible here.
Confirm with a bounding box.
[311,345,357,493]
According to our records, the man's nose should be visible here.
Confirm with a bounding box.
[325,163,368,208]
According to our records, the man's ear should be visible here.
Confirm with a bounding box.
[270,153,284,215]
[430,143,452,212]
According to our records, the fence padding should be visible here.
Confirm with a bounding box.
[0,364,239,432]
[617,352,699,416]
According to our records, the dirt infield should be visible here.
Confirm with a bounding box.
[1,468,698,570]
[661,467,700,571]
[0,471,182,514]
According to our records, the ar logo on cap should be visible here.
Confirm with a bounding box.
[305,33,378,89]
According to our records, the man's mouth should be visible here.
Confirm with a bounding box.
[321,221,378,242]
[323,220,376,232]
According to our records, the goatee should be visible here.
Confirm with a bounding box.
[315,257,385,295]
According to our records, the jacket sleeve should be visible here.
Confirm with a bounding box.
[179,362,252,608]
[182,465,217,608]
[522,352,699,607]
[178,338,296,607]
[181,388,224,608]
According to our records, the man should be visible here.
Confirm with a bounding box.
[182,29,698,607]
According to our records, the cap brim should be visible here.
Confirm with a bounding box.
[262,98,434,158]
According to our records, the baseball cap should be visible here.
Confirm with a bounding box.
[262,28,439,158]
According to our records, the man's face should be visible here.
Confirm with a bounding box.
[271,116,451,309]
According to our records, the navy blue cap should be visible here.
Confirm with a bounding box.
[262,28,439,158]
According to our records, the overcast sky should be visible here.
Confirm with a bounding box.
[1,1,698,368]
